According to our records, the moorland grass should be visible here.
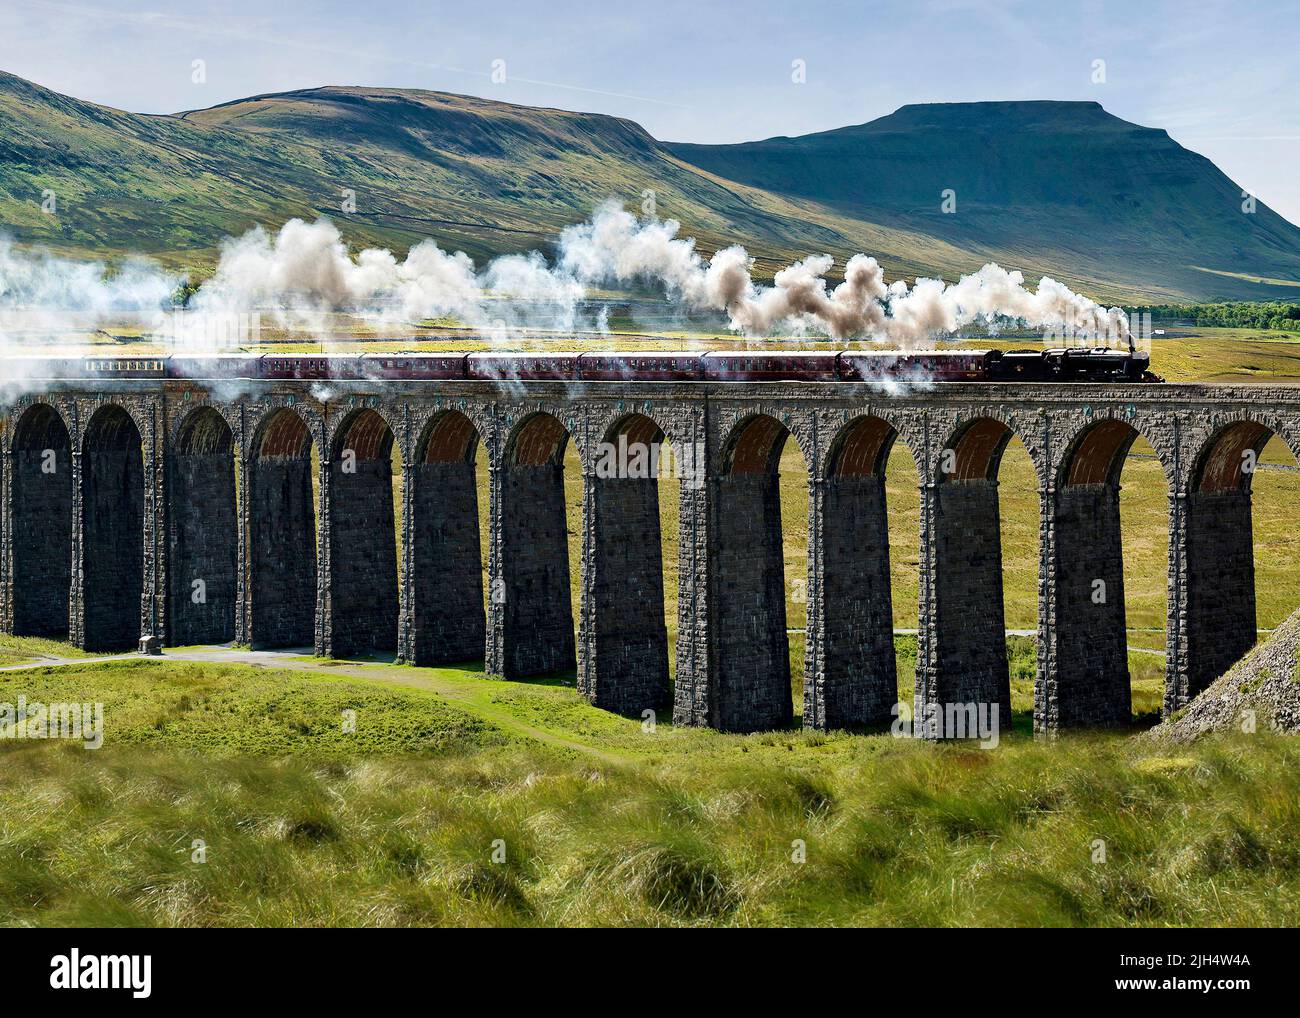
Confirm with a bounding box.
[0,656,1297,927]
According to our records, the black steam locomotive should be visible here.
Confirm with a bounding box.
[1,346,1158,383]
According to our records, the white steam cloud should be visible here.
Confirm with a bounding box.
[0,237,181,343]
[0,200,1130,349]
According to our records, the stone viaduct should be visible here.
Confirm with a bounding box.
[1,372,1295,736]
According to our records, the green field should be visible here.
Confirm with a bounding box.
[2,655,1298,927]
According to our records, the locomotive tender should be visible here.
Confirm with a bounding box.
[0,347,1158,383]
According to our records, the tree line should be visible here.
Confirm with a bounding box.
[1135,302,1300,331]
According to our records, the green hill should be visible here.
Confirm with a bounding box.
[666,101,1300,302]
[0,72,958,285]
[1,71,1297,303]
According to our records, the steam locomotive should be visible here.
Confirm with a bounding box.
[0,347,1158,383]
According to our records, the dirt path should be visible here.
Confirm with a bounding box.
[0,654,127,672]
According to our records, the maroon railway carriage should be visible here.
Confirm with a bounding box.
[466,352,582,381]
[81,356,170,379]
[0,357,114,380]
[259,355,374,380]
[359,353,469,380]
[576,351,702,381]
[165,355,262,380]
[699,351,840,382]
[838,349,994,382]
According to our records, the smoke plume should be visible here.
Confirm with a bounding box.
[0,200,1129,349]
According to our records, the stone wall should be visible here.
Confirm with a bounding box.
[410,461,485,664]
[249,459,317,649]
[82,447,144,651]
[671,458,712,728]
[713,473,793,733]
[1184,489,1256,699]
[929,479,1011,734]
[168,453,236,645]
[500,462,575,677]
[1050,483,1131,727]
[818,474,896,728]
[584,475,670,716]
[10,445,72,637]
[328,459,398,656]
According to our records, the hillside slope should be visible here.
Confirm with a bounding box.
[0,72,969,286]
[1,72,1297,302]
[666,101,1300,302]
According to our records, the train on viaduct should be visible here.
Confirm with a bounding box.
[0,350,1293,737]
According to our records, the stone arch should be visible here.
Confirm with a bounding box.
[327,407,399,657]
[932,409,1047,486]
[506,410,570,467]
[1046,416,1171,729]
[1057,418,1141,489]
[602,409,666,449]
[809,414,904,729]
[328,404,398,462]
[581,411,672,715]
[80,404,144,651]
[499,411,576,677]
[827,414,897,480]
[10,402,73,637]
[169,406,237,645]
[409,409,486,664]
[1191,420,1276,493]
[713,412,801,732]
[1054,413,1175,491]
[417,408,480,465]
[721,412,792,476]
[938,416,1016,483]
[168,399,239,450]
[247,406,318,649]
[1181,416,1298,702]
[250,403,317,460]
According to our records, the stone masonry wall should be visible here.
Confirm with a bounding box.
[931,479,1011,733]
[411,461,485,664]
[1051,484,1131,727]
[820,475,896,728]
[501,462,575,677]
[250,459,317,649]
[328,459,399,656]
[11,447,72,636]
[713,473,793,733]
[587,475,670,716]
[168,453,236,645]
[1185,489,1256,699]
[82,449,144,651]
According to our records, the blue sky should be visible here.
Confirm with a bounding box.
[2,0,1297,224]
